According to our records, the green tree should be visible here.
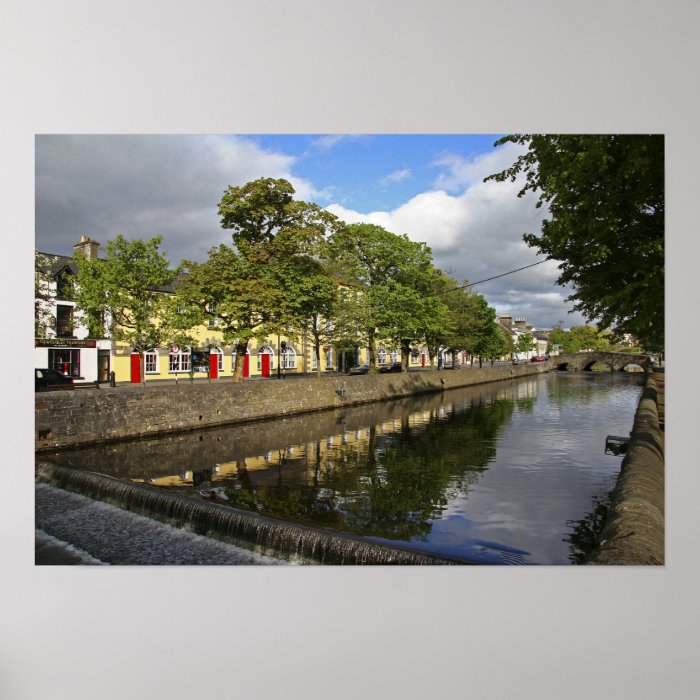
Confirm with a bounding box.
[176,243,288,380]
[73,235,184,383]
[457,293,500,368]
[294,272,341,378]
[379,278,453,370]
[179,178,342,381]
[480,324,512,366]
[486,134,664,351]
[420,270,472,366]
[515,332,535,358]
[35,251,55,338]
[548,325,610,353]
[330,223,439,372]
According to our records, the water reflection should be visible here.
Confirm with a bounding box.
[48,373,643,564]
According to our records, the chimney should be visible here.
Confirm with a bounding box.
[73,235,100,261]
[515,317,527,330]
[499,315,513,329]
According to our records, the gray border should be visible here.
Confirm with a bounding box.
[3,1,698,698]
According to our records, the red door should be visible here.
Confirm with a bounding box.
[209,353,218,379]
[243,354,250,378]
[261,353,271,378]
[421,353,426,368]
[130,353,141,383]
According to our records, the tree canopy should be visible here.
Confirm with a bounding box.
[330,223,445,371]
[548,325,611,354]
[73,235,184,382]
[179,178,342,380]
[485,134,664,351]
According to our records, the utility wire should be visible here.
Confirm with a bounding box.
[428,259,549,298]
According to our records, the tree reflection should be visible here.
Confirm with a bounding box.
[564,495,609,563]
[222,398,515,541]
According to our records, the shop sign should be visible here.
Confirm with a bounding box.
[35,338,96,348]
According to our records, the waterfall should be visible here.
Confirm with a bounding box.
[36,461,463,565]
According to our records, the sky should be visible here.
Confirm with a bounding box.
[35,134,587,330]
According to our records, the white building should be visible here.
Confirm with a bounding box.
[498,315,549,361]
[35,236,112,384]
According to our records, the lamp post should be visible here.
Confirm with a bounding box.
[281,340,287,379]
[277,333,281,379]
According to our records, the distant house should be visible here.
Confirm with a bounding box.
[498,315,549,360]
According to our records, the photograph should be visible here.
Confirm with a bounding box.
[34,133,664,566]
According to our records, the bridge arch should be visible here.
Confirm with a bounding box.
[583,360,614,372]
[552,351,652,373]
[616,360,646,373]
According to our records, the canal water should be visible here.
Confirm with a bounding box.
[46,372,644,565]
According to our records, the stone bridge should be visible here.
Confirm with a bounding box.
[551,351,652,372]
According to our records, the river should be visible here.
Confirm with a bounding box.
[45,371,644,564]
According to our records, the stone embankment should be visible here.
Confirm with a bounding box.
[36,362,551,451]
[586,369,665,565]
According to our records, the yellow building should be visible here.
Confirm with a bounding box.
[111,329,436,383]
[39,237,440,385]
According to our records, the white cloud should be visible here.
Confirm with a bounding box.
[308,134,368,152]
[432,140,526,192]
[380,168,412,186]
[326,143,586,329]
[36,135,317,263]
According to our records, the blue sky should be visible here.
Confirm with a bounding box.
[35,133,583,329]
[246,134,504,212]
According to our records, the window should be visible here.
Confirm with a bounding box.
[49,349,80,377]
[281,346,296,369]
[56,305,74,337]
[207,302,218,329]
[169,347,191,372]
[144,350,158,374]
[325,346,334,370]
[390,350,399,364]
[257,345,275,371]
[56,270,74,300]
[312,348,318,370]
[378,348,387,365]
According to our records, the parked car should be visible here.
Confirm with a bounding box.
[35,368,74,391]
[379,362,402,374]
[348,364,369,375]
[530,356,547,363]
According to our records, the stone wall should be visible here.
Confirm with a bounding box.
[585,370,665,565]
[36,362,550,450]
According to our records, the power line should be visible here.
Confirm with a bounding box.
[428,259,549,298]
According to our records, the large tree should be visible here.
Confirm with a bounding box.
[176,243,288,380]
[179,178,342,381]
[514,332,535,358]
[330,223,440,372]
[73,235,184,383]
[485,135,664,351]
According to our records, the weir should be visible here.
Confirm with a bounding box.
[35,461,463,565]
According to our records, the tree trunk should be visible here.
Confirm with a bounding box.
[401,340,410,371]
[315,337,322,379]
[367,328,377,373]
[232,339,248,382]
